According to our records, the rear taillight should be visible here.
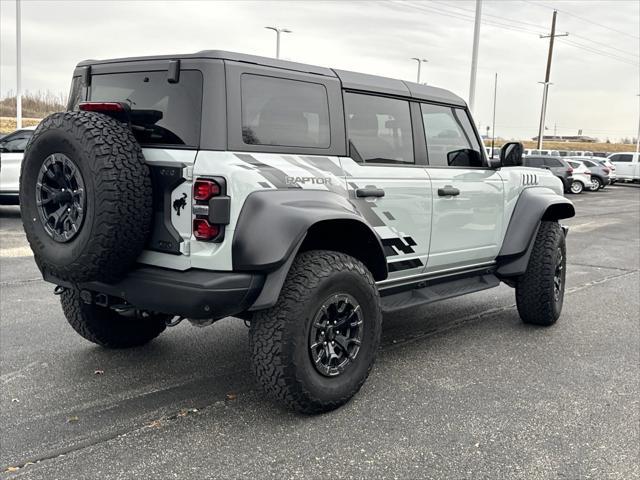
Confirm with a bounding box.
[567,167,573,174]
[193,219,220,241]
[192,177,228,242]
[603,168,610,174]
[585,171,591,175]
[193,179,221,201]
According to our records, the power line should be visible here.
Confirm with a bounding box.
[525,0,640,40]
[431,0,638,60]
[560,38,640,67]
[395,1,639,68]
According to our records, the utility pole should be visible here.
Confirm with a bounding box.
[411,58,428,84]
[491,72,497,157]
[265,26,291,59]
[16,0,22,129]
[468,0,482,112]
[537,10,567,150]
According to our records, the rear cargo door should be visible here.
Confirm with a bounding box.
[85,68,204,267]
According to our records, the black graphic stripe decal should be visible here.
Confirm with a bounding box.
[348,182,386,227]
[387,258,424,272]
[383,211,395,221]
[381,237,416,255]
[235,154,301,189]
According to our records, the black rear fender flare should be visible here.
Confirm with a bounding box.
[232,190,387,311]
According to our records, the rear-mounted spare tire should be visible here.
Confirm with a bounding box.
[20,111,153,283]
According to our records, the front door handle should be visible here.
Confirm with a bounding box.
[356,187,385,198]
[438,186,460,197]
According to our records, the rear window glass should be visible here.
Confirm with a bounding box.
[89,70,203,147]
[241,74,330,148]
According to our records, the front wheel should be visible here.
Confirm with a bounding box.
[249,250,382,414]
[570,180,583,194]
[515,221,566,326]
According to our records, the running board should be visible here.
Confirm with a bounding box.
[380,271,500,313]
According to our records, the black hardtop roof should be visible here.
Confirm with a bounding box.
[77,50,466,107]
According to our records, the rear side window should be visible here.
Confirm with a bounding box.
[525,157,544,167]
[0,130,33,153]
[241,74,330,148]
[420,103,482,167]
[545,158,563,167]
[345,93,414,165]
[611,154,632,162]
[89,70,203,147]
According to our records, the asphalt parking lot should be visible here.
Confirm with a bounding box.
[1,184,638,479]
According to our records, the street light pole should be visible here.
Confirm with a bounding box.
[411,58,428,83]
[491,72,497,157]
[468,0,482,112]
[636,94,640,155]
[16,0,22,129]
[265,26,292,59]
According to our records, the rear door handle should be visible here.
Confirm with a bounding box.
[438,186,460,197]
[356,187,385,198]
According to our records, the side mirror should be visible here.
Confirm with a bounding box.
[500,142,524,167]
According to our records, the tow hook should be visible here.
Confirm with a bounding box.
[53,285,66,295]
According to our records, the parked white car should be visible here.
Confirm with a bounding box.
[565,159,592,194]
[0,126,37,204]
[607,152,640,183]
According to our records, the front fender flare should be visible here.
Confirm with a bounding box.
[496,188,574,278]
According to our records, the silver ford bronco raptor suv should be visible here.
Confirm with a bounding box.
[20,51,575,413]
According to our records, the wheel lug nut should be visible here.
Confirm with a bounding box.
[323,341,327,345]
[331,341,335,345]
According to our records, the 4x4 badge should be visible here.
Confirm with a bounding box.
[173,193,187,216]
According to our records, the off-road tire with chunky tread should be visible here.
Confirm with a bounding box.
[249,250,382,414]
[20,111,152,283]
[60,289,167,348]
[516,221,566,326]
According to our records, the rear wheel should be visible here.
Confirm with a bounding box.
[570,180,583,194]
[590,177,602,191]
[60,289,167,348]
[249,250,382,414]
[516,221,566,326]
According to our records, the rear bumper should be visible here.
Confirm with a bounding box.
[45,266,265,319]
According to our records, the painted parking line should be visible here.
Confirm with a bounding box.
[0,246,33,258]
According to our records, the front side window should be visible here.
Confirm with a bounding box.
[611,154,632,162]
[241,74,330,148]
[90,70,203,147]
[344,93,414,165]
[421,103,482,167]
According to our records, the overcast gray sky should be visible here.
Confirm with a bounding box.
[0,0,638,141]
